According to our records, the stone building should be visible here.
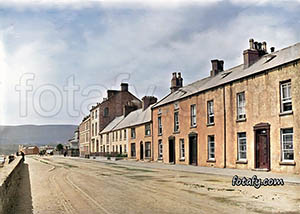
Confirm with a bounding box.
[152,39,300,174]
[19,145,39,155]
[98,96,157,159]
[79,115,90,158]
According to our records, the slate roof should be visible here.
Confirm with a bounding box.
[153,42,300,108]
[100,116,124,134]
[113,105,153,131]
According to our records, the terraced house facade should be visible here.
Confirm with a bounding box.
[152,39,300,174]
[79,115,90,158]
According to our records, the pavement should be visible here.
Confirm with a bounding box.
[76,156,300,184]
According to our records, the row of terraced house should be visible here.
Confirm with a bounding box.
[79,38,300,174]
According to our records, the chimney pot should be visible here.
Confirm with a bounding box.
[249,38,254,49]
[170,72,182,92]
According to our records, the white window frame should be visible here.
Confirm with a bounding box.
[131,128,136,139]
[158,140,163,159]
[190,104,197,127]
[179,139,185,160]
[207,100,214,125]
[158,116,162,135]
[145,123,151,136]
[237,92,246,120]
[281,128,294,162]
[208,135,215,160]
[280,81,292,113]
[237,132,247,160]
[174,111,179,132]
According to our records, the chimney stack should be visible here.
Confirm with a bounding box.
[270,47,275,53]
[210,59,224,77]
[170,72,183,93]
[142,96,157,111]
[121,83,128,92]
[243,38,268,69]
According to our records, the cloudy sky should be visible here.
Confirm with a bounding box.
[0,0,300,125]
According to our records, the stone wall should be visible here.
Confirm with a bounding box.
[0,157,23,214]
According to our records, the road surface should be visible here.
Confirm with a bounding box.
[13,156,300,214]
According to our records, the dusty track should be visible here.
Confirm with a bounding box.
[14,156,300,214]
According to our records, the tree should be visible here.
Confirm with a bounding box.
[56,144,64,152]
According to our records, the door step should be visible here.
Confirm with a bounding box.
[251,168,270,172]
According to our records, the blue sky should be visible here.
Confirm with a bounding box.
[0,0,300,125]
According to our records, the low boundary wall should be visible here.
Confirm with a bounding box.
[0,157,23,214]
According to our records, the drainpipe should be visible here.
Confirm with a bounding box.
[151,108,154,161]
[223,86,227,168]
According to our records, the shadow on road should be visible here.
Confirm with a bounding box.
[12,163,33,214]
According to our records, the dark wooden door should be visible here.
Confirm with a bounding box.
[169,139,175,163]
[189,136,197,165]
[256,130,269,169]
[140,142,144,160]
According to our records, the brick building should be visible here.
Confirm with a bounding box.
[99,96,157,159]
[152,39,300,174]
[80,83,142,156]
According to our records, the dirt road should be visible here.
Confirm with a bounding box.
[14,156,300,214]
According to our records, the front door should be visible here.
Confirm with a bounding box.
[140,142,144,160]
[169,139,175,163]
[255,129,270,169]
[189,135,197,165]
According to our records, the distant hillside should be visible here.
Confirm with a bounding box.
[0,124,77,147]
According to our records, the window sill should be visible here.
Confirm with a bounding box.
[145,135,152,137]
[207,159,216,163]
[279,161,296,166]
[190,125,197,129]
[158,134,162,137]
[279,111,293,117]
[179,158,185,162]
[173,131,180,134]
[236,118,247,123]
[236,160,248,164]
[206,123,215,127]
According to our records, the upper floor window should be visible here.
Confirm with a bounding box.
[106,133,109,143]
[237,92,246,120]
[237,132,247,160]
[120,130,122,141]
[145,123,151,136]
[131,128,136,139]
[92,124,94,136]
[280,81,292,113]
[158,116,162,135]
[85,122,88,130]
[207,100,214,125]
[95,122,97,135]
[104,107,109,116]
[158,140,163,159]
[95,110,98,119]
[208,135,215,160]
[190,104,196,127]
[124,129,127,140]
[281,128,294,162]
[174,111,179,132]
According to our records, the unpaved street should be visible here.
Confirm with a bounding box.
[14,156,300,214]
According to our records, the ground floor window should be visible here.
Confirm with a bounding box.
[158,140,163,159]
[106,145,109,153]
[208,135,215,160]
[145,142,151,158]
[124,144,127,153]
[237,132,247,160]
[120,145,122,154]
[281,128,294,161]
[179,139,185,160]
[131,143,136,157]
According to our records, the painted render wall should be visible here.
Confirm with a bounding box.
[153,60,300,174]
